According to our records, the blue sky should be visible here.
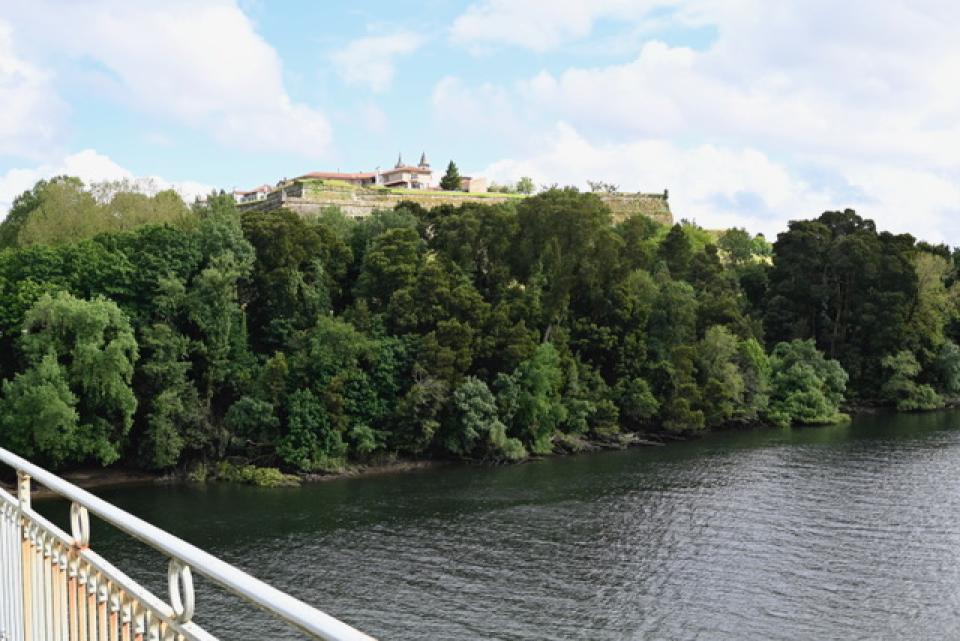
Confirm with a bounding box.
[0,1,958,241]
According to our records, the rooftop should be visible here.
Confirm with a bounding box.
[381,165,433,175]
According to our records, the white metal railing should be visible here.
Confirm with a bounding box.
[0,447,376,641]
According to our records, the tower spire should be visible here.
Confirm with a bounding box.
[395,152,403,168]
[419,151,429,168]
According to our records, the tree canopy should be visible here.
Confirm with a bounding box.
[440,161,462,191]
[2,179,958,474]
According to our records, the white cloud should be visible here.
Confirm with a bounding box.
[442,1,960,241]
[0,149,212,215]
[431,76,524,140]
[450,0,667,52]
[360,103,389,134]
[482,123,834,235]
[482,123,960,242]
[0,20,64,158]
[506,4,960,168]
[5,0,331,157]
[330,31,424,92]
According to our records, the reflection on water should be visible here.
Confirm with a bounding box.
[36,410,960,640]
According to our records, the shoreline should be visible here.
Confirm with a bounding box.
[8,433,672,497]
[7,404,936,498]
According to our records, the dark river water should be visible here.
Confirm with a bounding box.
[36,410,960,640]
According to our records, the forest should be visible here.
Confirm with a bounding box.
[0,176,958,477]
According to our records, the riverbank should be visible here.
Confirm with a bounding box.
[9,409,905,497]
[7,431,676,496]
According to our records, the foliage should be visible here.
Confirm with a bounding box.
[2,176,959,474]
[0,177,193,248]
[497,343,567,454]
[214,461,300,487]
[765,210,918,392]
[880,350,943,411]
[767,340,848,427]
[0,292,139,466]
[446,376,526,460]
[440,161,462,191]
[516,177,536,195]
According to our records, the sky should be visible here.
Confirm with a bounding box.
[0,0,958,241]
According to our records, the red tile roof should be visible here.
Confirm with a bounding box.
[234,184,272,195]
[298,172,376,180]
[382,166,433,175]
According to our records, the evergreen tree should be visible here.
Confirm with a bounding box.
[440,161,462,191]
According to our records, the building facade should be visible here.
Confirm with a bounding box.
[296,171,377,187]
[376,152,434,189]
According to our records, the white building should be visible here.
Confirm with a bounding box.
[233,184,272,202]
[376,152,434,189]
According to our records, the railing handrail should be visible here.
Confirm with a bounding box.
[0,447,376,641]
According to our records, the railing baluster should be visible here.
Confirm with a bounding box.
[1,504,9,641]
[108,586,120,641]
[97,582,108,641]
[86,573,97,641]
[119,599,131,641]
[1,504,7,641]
[132,603,143,641]
[51,546,61,641]
[68,557,79,641]
[18,473,31,641]
[34,530,43,641]
[77,566,88,641]
[2,448,375,641]
[43,537,53,641]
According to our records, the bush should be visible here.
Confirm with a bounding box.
[215,462,300,487]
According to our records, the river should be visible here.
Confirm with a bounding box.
[36,409,960,640]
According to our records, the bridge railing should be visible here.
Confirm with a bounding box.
[0,447,376,641]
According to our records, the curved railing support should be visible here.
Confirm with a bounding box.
[0,447,376,641]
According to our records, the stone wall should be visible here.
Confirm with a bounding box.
[239,182,673,226]
[600,191,673,226]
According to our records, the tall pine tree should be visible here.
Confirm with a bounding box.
[440,161,462,191]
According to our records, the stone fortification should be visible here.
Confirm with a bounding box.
[600,190,673,226]
[238,180,673,226]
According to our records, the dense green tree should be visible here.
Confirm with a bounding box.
[765,210,918,392]
[658,224,693,280]
[1,177,193,248]
[615,377,659,428]
[697,326,745,427]
[718,228,755,265]
[394,374,448,454]
[241,210,351,349]
[278,388,347,471]
[737,338,771,421]
[0,355,78,466]
[932,341,960,396]
[440,161,462,191]
[135,323,203,468]
[354,227,423,311]
[657,346,705,433]
[0,293,138,466]
[496,343,567,454]
[880,351,943,411]
[4,176,959,474]
[616,214,663,272]
[513,189,621,337]
[516,177,535,195]
[428,203,518,299]
[446,376,526,460]
[767,339,848,427]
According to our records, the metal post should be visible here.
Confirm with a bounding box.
[18,472,32,641]
[1,446,376,641]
